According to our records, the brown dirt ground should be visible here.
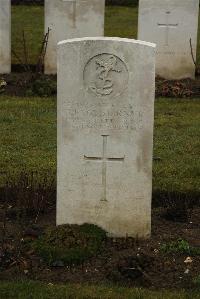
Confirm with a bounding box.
[0,203,200,291]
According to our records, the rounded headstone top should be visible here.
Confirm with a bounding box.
[58,37,156,49]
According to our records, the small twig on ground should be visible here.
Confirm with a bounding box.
[34,195,44,224]
[22,30,29,69]
[190,38,196,67]
[137,265,152,283]
[12,30,31,73]
[12,49,30,72]
[36,27,51,73]
[1,183,8,253]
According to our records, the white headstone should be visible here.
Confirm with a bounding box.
[0,0,11,74]
[57,37,156,238]
[45,0,105,74]
[138,0,199,79]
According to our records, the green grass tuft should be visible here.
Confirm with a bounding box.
[193,275,200,288]
[160,239,200,256]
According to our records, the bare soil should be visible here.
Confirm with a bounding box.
[0,203,200,290]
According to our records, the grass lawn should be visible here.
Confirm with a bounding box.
[11,5,200,65]
[0,96,56,179]
[0,281,200,299]
[0,96,199,199]
[12,5,44,66]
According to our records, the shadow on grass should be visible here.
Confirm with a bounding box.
[0,171,56,221]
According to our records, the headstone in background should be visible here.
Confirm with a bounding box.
[57,37,155,238]
[0,0,11,74]
[138,0,199,79]
[44,0,105,74]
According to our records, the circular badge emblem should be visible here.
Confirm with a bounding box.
[83,53,128,98]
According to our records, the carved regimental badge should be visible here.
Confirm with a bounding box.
[84,53,128,98]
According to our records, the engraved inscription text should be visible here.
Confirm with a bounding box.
[64,102,144,131]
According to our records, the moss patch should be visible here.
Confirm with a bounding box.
[33,224,107,266]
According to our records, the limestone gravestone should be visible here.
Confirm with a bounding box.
[138,0,199,79]
[0,0,11,74]
[57,37,156,238]
[45,0,105,74]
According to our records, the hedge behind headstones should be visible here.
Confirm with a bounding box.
[12,0,43,4]
[11,0,200,6]
[106,0,138,5]
[11,0,139,6]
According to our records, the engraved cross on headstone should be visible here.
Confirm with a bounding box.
[84,135,125,202]
[63,0,77,28]
[157,11,178,46]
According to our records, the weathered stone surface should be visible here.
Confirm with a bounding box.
[0,0,11,74]
[45,0,105,74]
[57,37,155,238]
[138,0,199,79]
